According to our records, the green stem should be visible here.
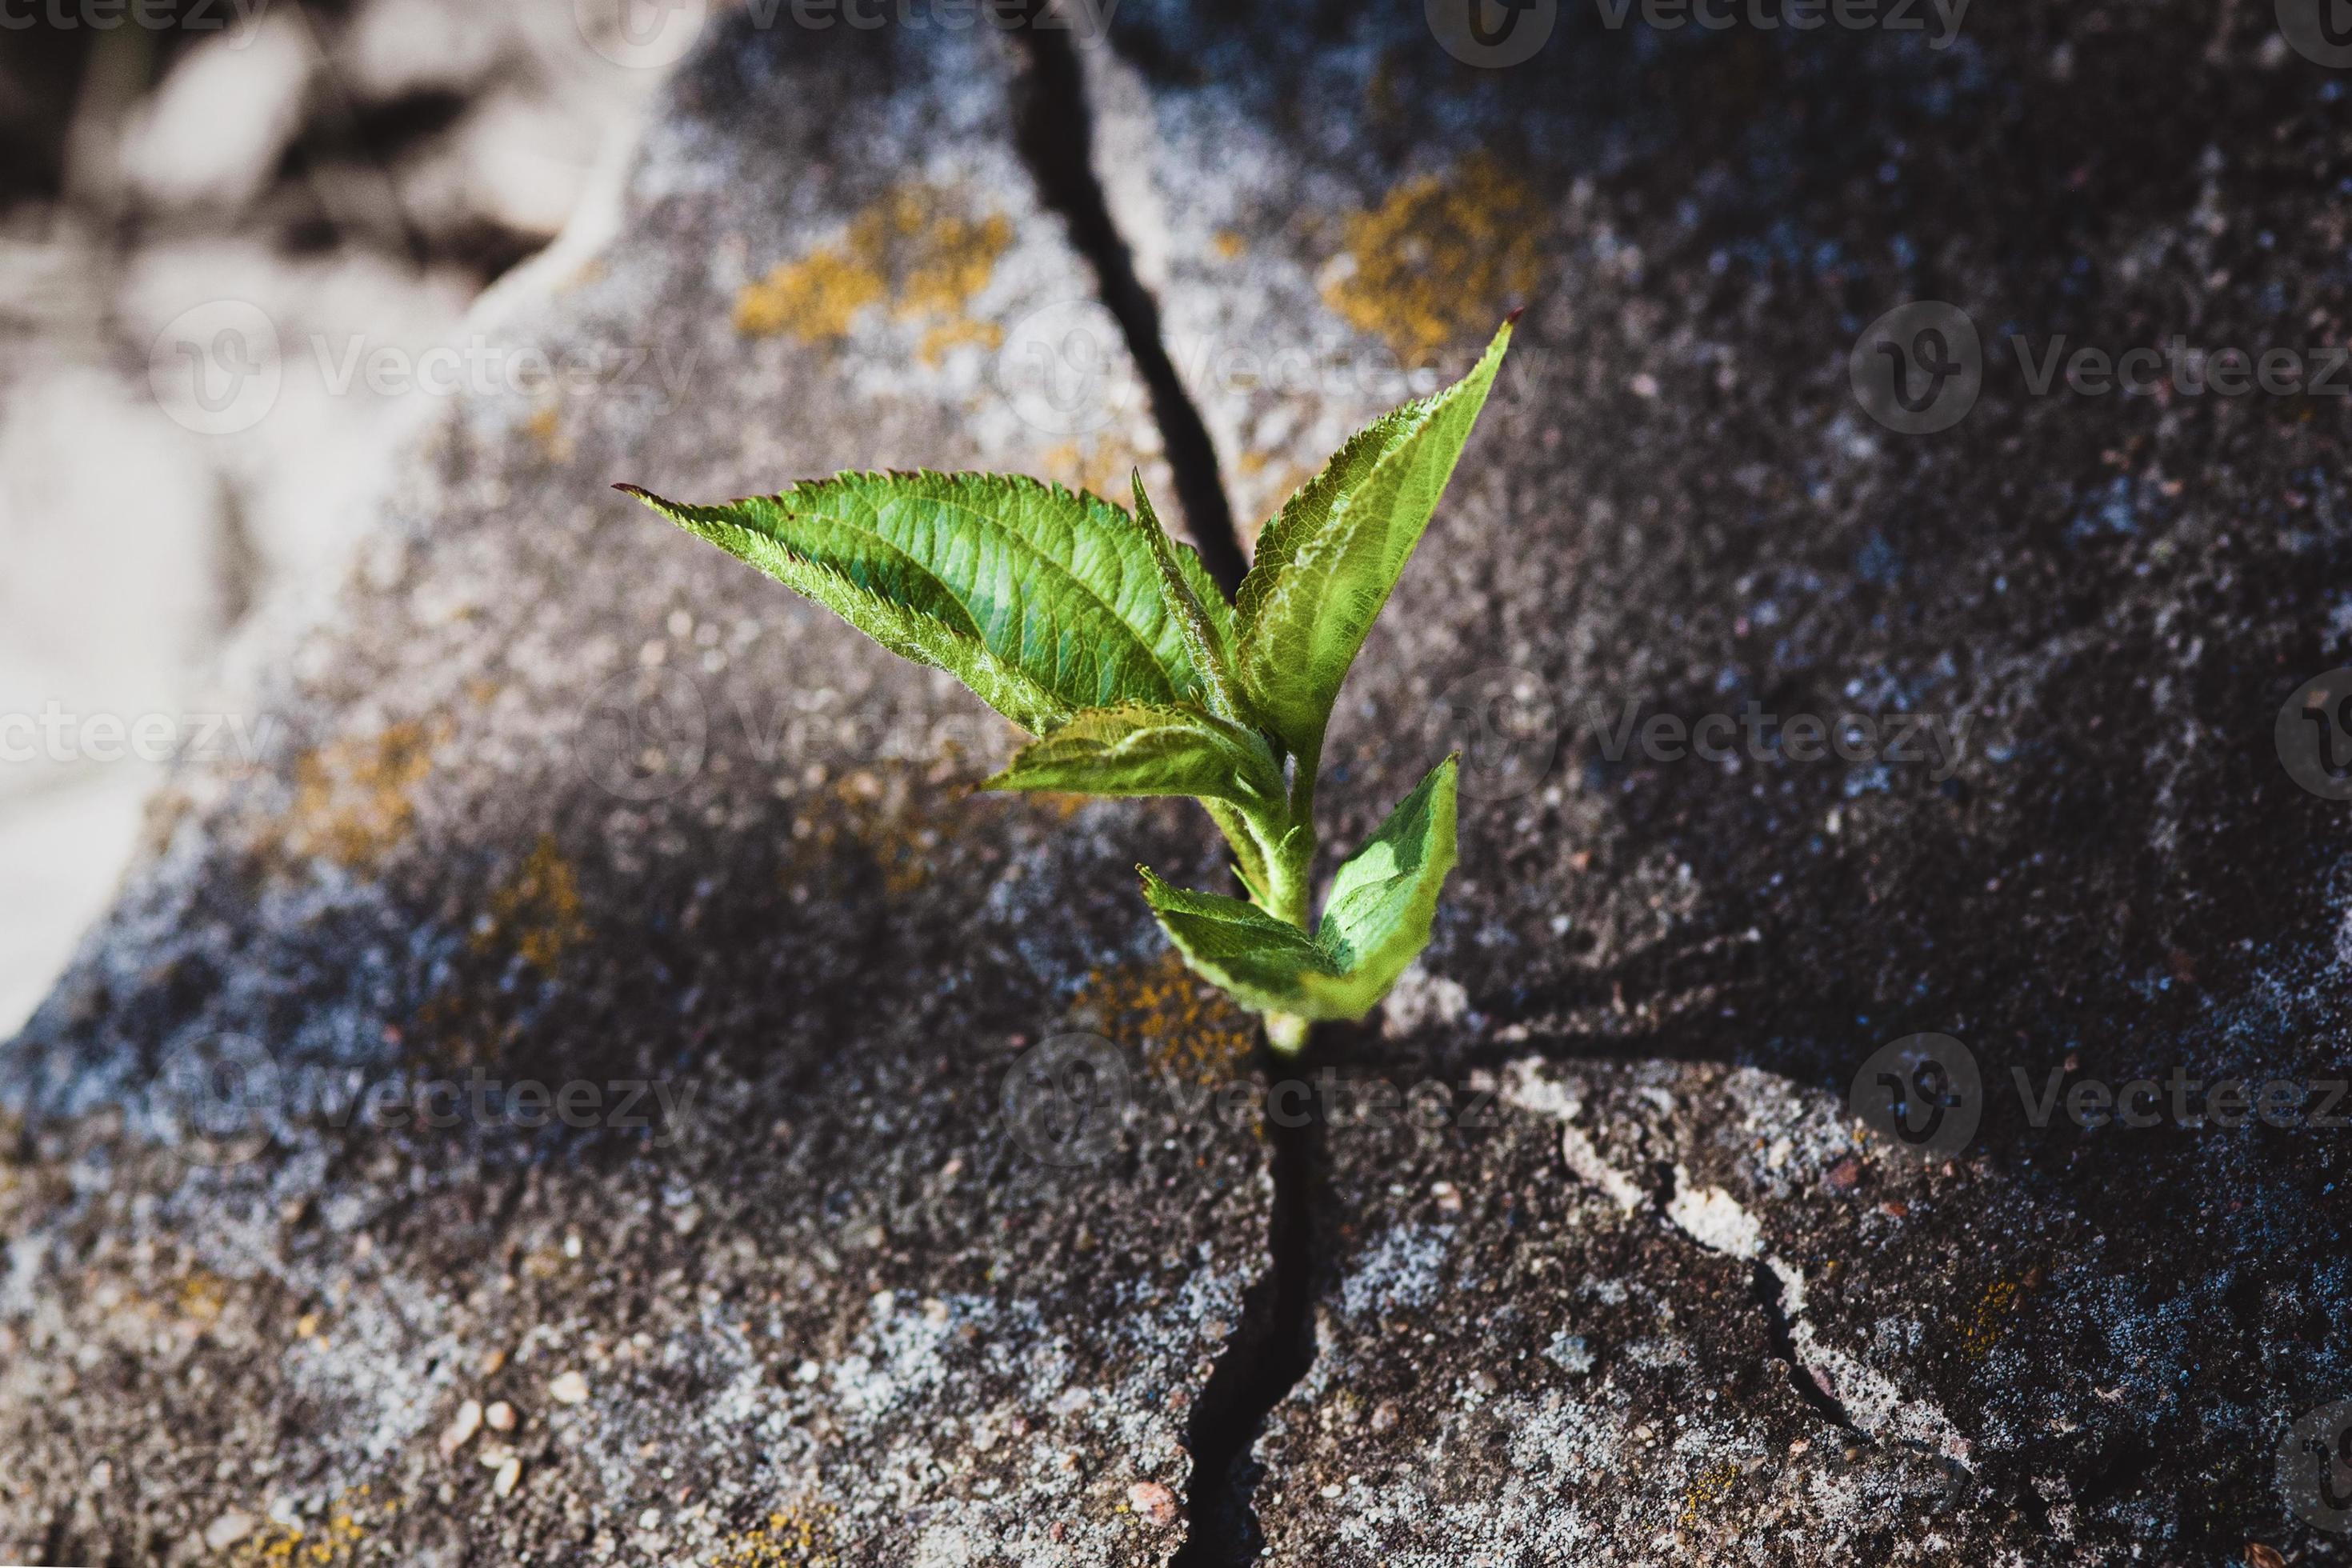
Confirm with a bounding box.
[1258,738,1321,1056]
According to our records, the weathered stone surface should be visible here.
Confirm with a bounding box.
[0,17,1268,1566]
[1094,2,2352,1559]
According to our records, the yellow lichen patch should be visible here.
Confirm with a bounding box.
[524,404,571,462]
[1076,950,1257,1086]
[178,1270,230,1327]
[1959,1277,2024,1360]
[288,722,438,870]
[734,184,1013,362]
[473,834,589,975]
[1321,152,1545,362]
[226,1486,390,1566]
[1677,1460,1741,1527]
[1211,229,1247,261]
[1038,438,1148,502]
[721,1503,842,1567]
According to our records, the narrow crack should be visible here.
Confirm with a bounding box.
[1748,1257,1862,1435]
[1010,22,1248,596]
[1170,1042,1318,1567]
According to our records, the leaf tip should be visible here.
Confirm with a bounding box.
[1504,305,1526,327]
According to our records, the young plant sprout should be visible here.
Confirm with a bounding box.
[620,317,1513,1052]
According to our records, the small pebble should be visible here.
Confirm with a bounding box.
[1127,1481,1178,1526]
[494,1457,522,1498]
[439,1398,483,1457]
[486,1401,517,1433]
[204,1513,255,1551]
[1370,1401,1400,1434]
[550,1370,590,1406]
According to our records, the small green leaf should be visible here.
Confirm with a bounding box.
[1138,866,1343,1015]
[985,702,1284,808]
[1142,756,1459,1023]
[622,472,1231,735]
[1234,321,1513,762]
[1312,753,1459,1010]
[1202,799,1273,902]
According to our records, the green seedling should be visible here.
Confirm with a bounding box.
[620,317,1513,1052]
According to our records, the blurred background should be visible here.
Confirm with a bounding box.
[0,0,670,1033]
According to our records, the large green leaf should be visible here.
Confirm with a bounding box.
[622,472,1230,735]
[1141,755,1460,1022]
[1234,321,1513,762]
[985,702,1284,808]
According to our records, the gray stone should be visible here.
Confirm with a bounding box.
[1,15,1263,1566]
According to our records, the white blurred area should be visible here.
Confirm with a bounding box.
[0,0,672,1034]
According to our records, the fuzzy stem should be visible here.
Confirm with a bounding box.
[1256,738,1321,1056]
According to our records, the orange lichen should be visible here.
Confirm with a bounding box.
[473,834,589,975]
[1077,950,1258,1086]
[288,722,437,870]
[1322,153,1544,362]
[734,184,1013,362]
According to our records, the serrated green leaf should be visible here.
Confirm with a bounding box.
[1201,799,1272,902]
[1234,321,1513,762]
[622,472,1231,735]
[1138,866,1343,1015]
[984,702,1284,807]
[1311,753,1459,1010]
[1141,755,1459,1022]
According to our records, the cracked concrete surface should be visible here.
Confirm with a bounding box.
[6,0,2352,1563]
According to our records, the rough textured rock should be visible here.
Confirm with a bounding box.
[1093,2,2352,1560]
[0,17,1268,1566]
